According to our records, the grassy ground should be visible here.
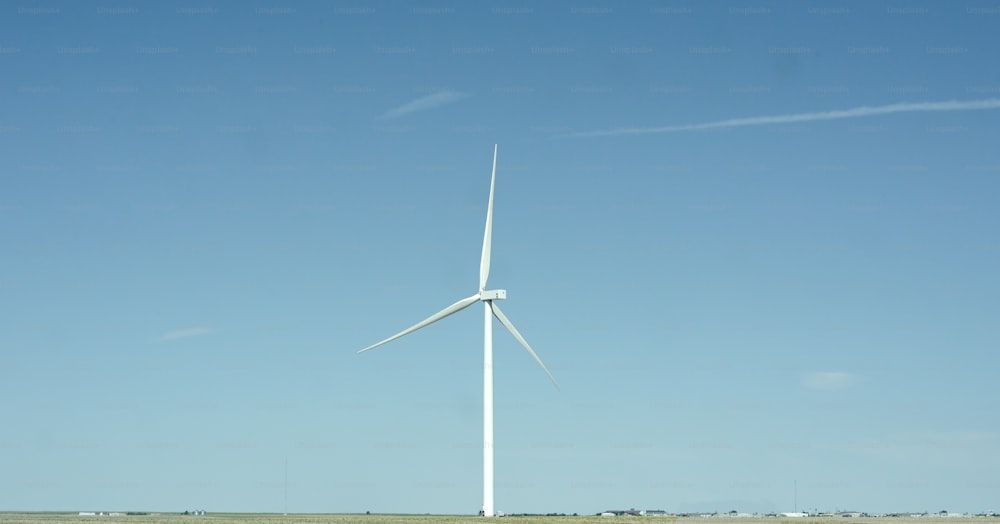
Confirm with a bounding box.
[0,515,587,524]
[0,514,608,524]
[0,515,996,524]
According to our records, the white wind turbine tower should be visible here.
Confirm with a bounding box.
[358,144,558,517]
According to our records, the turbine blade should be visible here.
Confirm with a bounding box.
[479,144,497,291]
[489,302,559,390]
[358,294,480,353]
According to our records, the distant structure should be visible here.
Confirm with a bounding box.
[602,508,662,516]
[600,508,672,517]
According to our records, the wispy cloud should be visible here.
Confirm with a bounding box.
[153,326,216,343]
[802,371,854,390]
[568,98,1000,137]
[378,90,468,120]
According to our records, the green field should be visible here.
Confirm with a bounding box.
[1,515,997,524]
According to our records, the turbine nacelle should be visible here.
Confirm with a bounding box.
[479,289,506,301]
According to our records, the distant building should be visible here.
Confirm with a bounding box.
[602,509,641,516]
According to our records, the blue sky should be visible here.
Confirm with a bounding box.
[2,0,999,516]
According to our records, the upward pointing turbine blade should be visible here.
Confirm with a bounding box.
[489,302,560,390]
[358,294,480,353]
[479,144,498,291]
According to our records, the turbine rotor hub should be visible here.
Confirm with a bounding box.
[479,289,507,301]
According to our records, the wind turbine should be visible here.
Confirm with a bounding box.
[358,144,558,517]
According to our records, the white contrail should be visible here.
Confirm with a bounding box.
[568,99,1000,137]
[378,90,468,120]
[153,326,216,342]
[802,371,854,391]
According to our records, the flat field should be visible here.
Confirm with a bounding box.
[1,516,998,524]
